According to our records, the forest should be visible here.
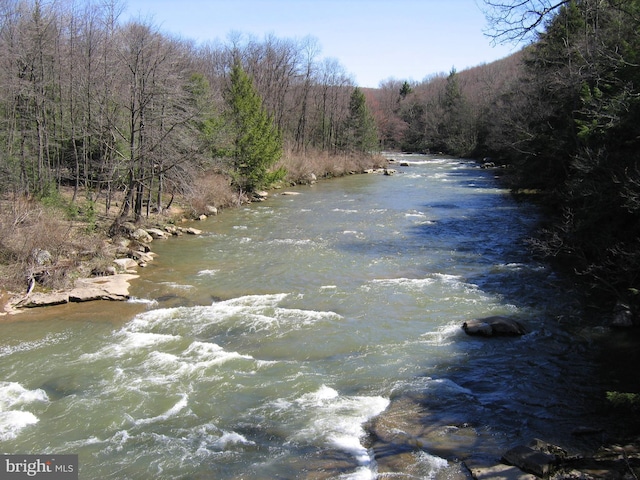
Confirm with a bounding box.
[369,0,640,316]
[0,0,383,205]
[0,0,380,291]
[0,0,638,318]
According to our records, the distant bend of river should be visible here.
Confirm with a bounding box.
[0,154,621,479]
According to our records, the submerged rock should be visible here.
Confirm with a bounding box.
[462,316,527,337]
[611,301,635,327]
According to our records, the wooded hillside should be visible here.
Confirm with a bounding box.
[370,0,640,312]
[2,0,638,315]
[0,0,384,293]
[0,0,380,217]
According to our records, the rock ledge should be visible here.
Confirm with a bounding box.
[6,274,140,311]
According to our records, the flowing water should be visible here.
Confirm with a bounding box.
[0,154,612,479]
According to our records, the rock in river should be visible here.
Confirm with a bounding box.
[462,316,527,337]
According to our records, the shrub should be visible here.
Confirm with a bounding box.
[278,147,384,184]
[184,171,242,216]
[0,196,104,292]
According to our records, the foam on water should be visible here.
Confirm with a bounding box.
[0,332,67,358]
[196,269,219,276]
[289,385,389,467]
[134,394,189,426]
[404,172,424,179]
[211,431,255,450]
[80,331,181,361]
[0,382,49,441]
[369,277,436,290]
[338,465,377,480]
[389,156,455,166]
[159,281,194,290]
[0,382,49,410]
[116,294,310,340]
[405,210,426,218]
[127,297,159,306]
[410,451,451,480]
[365,274,496,306]
[421,323,465,346]
[391,376,474,399]
[0,411,40,441]
[268,238,315,246]
[143,340,255,378]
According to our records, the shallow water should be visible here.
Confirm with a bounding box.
[0,154,610,479]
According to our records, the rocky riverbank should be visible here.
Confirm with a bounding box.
[367,393,640,479]
[1,220,204,315]
[0,165,397,317]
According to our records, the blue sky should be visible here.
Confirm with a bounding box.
[122,0,519,88]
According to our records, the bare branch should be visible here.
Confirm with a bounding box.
[481,0,571,45]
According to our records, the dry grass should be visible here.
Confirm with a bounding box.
[0,196,109,293]
[278,148,386,184]
[183,171,245,215]
[0,153,387,295]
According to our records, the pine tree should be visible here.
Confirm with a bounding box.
[224,60,284,193]
[343,87,379,153]
[436,68,475,156]
[399,81,413,99]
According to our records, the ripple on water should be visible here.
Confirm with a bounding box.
[0,155,596,478]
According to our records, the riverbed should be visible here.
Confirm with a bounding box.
[0,154,616,479]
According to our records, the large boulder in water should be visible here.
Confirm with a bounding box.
[462,316,527,337]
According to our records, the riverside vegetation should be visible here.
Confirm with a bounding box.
[1,1,640,476]
[1,0,638,319]
[371,0,640,324]
[0,0,382,301]
[0,149,384,308]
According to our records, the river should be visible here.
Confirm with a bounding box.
[0,154,615,479]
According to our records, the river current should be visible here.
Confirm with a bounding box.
[0,154,611,478]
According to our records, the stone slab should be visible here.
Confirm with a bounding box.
[502,445,556,477]
[469,463,537,480]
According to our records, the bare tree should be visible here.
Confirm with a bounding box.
[293,36,320,153]
[482,0,571,44]
[111,20,203,225]
[240,33,300,134]
[311,58,353,152]
[8,0,61,195]
[372,79,410,149]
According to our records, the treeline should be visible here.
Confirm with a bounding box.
[371,0,640,309]
[0,0,379,222]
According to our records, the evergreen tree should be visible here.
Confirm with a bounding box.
[224,60,284,193]
[486,0,640,303]
[434,68,475,156]
[399,81,413,99]
[343,87,379,153]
